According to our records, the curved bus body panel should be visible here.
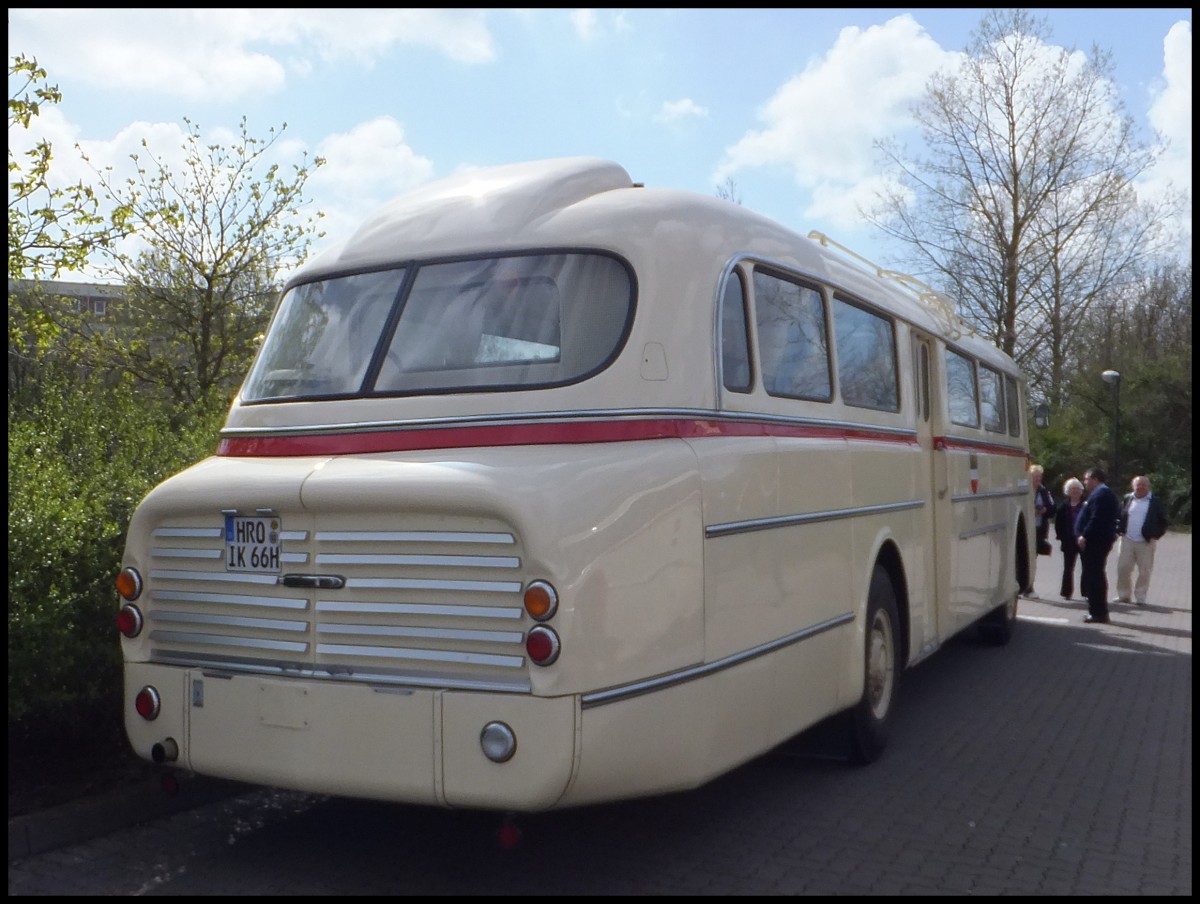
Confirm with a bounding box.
[119,157,1034,810]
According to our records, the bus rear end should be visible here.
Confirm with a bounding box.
[117,160,721,810]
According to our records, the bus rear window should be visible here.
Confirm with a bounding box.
[241,252,633,401]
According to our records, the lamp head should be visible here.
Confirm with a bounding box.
[1101,370,1121,385]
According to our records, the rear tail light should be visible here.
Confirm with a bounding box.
[116,604,143,638]
[525,626,560,666]
[523,580,558,621]
[135,686,161,720]
[115,567,142,601]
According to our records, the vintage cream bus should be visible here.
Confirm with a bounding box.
[116,157,1035,812]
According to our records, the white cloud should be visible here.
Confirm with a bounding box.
[9,110,354,280]
[308,117,435,251]
[654,98,709,124]
[568,8,631,41]
[570,9,601,41]
[7,9,496,104]
[9,110,196,202]
[1141,20,1192,246]
[714,15,960,234]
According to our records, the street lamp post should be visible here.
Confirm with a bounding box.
[1101,369,1121,483]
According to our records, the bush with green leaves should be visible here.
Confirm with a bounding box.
[8,372,225,748]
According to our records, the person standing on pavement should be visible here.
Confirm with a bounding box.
[1030,464,1054,556]
[1114,475,1169,606]
[1054,477,1085,599]
[1074,467,1120,624]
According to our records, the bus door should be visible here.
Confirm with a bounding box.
[912,331,947,652]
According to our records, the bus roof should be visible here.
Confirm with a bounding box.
[291,156,1018,376]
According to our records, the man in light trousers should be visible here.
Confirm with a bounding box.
[1115,475,1169,606]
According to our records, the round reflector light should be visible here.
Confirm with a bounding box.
[523,580,558,621]
[116,604,143,638]
[135,686,161,720]
[480,721,517,763]
[115,567,143,601]
[525,626,560,666]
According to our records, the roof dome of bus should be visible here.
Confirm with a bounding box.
[300,157,634,277]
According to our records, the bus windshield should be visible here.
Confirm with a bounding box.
[241,252,634,402]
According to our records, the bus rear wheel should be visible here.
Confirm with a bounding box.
[978,594,1018,646]
[846,565,900,765]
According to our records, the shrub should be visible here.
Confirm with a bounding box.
[8,373,224,749]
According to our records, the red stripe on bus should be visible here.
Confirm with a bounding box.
[215,418,928,457]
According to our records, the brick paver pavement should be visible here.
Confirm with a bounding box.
[9,533,1192,895]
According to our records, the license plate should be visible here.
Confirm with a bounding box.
[224,514,282,574]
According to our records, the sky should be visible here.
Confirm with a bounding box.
[8,8,1193,283]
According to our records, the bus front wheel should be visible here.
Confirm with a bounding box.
[846,566,900,765]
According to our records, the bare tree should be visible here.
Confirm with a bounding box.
[868,9,1177,404]
[715,176,742,206]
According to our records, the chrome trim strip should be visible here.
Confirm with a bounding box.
[150,611,308,632]
[317,624,524,644]
[707,500,924,538]
[220,408,920,440]
[951,488,1029,503]
[315,553,520,568]
[958,522,1008,540]
[316,643,525,668]
[316,600,522,619]
[197,525,304,541]
[151,569,281,585]
[150,653,532,692]
[345,577,522,593]
[151,547,221,559]
[940,432,1028,455]
[316,530,514,544]
[150,551,303,565]
[153,590,308,610]
[149,631,308,652]
[581,612,854,708]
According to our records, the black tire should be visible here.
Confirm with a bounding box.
[846,565,900,765]
[977,594,1018,646]
[980,534,1022,645]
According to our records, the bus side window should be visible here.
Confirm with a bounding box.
[720,270,752,392]
[1004,374,1021,437]
[979,363,1005,433]
[832,295,898,411]
[753,270,831,401]
[946,347,980,428]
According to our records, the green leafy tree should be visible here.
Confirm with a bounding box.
[78,116,325,410]
[8,369,225,746]
[1029,262,1191,526]
[7,54,121,280]
[8,62,327,780]
[8,54,128,409]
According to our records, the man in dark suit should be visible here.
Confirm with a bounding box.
[1074,467,1120,624]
